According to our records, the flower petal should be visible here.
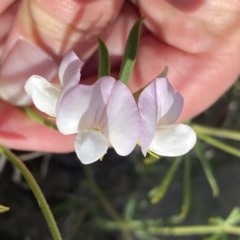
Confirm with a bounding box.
[25,75,60,117]
[154,78,175,121]
[159,92,183,125]
[74,129,108,164]
[58,51,83,88]
[56,84,94,135]
[88,76,115,128]
[103,80,140,156]
[138,80,159,155]
[56,76,115,135]
[148,124,196,156]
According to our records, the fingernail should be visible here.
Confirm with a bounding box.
[0,38,57,105]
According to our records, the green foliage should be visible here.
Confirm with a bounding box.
[169,154,191,224]
[194,140,219,197]
[198,134,240,158]
[119,18,144,85]
[97,38,110,78]
[123,194,138,221]
[21,107,58,130]
[157,66,169,78]
[148,156,183,204]
[0,204,10,213]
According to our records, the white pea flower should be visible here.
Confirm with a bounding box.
[25,51,83,117]
[56,76,140,164]
[138,77,196,157]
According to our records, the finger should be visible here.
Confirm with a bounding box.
[3,0,124,61]
[0,100,75,152]
[0,0,17,15]
[132,0,240,121]
[0,0,124,104]
[0,1,20,58]
[0,0,124,152]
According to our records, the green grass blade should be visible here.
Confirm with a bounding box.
[197,134,240,158]
[98,38,110,78]
[119,18,144,85]
[0,205,10,213]
[157,66,168,78]
[168,154,191,224]
[194,140,219,197]
[148,156,183,204]
[181,154,191,218]
[193,124,240,141]
[123,193,137,221]
[21,107,58,130]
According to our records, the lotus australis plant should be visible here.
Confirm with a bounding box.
[25,52,196,164]
[138,78,196,157]
[25,51,83,117]
[56,76,140,164]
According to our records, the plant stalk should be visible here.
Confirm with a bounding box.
[0,145,62,240]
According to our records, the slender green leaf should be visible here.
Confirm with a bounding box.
[194,140,219,197]
[148,156,183,204]
[181,154,191,218]
[98,38,110,78]
[169,154,192,224]
[21,107,57,130]
[0,205,10,213]
[133,66,168,101]
[123,193,137,221]
[193,124,240,141]
[119,18,144,84]
[157,66,168,78]
[143,155,161,165]
[197,134,240,158]
[225,208,240,226]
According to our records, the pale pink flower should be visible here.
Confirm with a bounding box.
[56,76,140,164]
[138,78,196,157]
[25,51,83,117]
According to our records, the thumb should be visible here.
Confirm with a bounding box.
[0,0,123,105]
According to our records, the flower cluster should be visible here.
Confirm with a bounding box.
[25,52,196,164]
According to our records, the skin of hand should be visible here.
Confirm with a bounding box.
[0,0,239,152]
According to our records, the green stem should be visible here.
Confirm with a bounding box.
[194,140,219,197]
[147,226,222,236]
[180,154,191,218]
[84,166,133,240]
[149,156,183,204]
[197,134,240,158]
[0,145,62,240]
[192,124,240,141]
[226,226,240,235]
[148,225,240,236]
[98,219,240,236]
[21,107,57,130]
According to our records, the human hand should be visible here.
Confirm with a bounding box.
[0,0,239,152]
